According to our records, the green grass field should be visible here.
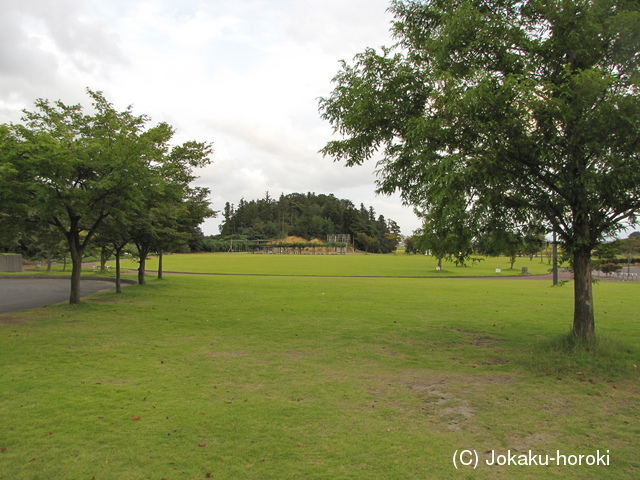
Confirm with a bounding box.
[2,254,638,479]
[114,251,555,277]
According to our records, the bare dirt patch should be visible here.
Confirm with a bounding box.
[362,372,515,432]
[0,315,30,326]
[404,374,514,431]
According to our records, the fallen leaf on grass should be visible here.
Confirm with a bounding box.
[132,416,141,421]
[575,372,584,375]
[199,442,206,447]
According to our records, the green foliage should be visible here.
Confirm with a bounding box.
[403,235,418,254]
[617,235,640,268]
[202,235,253,253]
[600,263,623,275]
[413,200,477,267]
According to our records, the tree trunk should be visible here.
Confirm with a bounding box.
[134,240,153,285]
[572,248,595,339]
[68,234,84,305]
[100,246,108,271]
[115,249,122,294]
[552,232,558,286]
[158,249,163,280]
[138,254,146,285]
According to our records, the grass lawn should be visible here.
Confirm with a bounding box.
[113,252,556,277]
[1,258,638,479]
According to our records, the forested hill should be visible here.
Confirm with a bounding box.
[216,192,401,253]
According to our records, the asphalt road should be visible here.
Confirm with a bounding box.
[0,278,117,314]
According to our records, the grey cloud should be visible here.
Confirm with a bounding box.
[280,0,393,57]
[0,9,57,80]
[0,1,127,81]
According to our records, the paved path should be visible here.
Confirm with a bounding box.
[0,278,117,314]
[3,265,635,316]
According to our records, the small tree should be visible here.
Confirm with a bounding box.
[130,140,214,284]
[94,215,134,294]
[618,234,640,274]
[403,235,417,254]
[601,263,623,277]
[413,198,477,268]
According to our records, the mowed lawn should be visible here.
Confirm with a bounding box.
[115,251,554,277]
[1,255,639,479]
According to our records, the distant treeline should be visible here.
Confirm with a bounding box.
[206,192,401,253]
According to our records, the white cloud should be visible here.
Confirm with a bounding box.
[0,0,422,236]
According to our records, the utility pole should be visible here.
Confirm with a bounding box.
[552,231,558,286]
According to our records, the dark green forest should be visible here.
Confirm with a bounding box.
[206,192,401,253]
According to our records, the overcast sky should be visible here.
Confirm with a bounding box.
[0,0,423,236]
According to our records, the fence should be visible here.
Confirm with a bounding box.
[594,270,639,281]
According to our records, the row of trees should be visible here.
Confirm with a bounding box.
[593,232,640,274]
[406,220,546,269]
[218,192,401,253]
[0,89,214,303]
[319,0,640,339]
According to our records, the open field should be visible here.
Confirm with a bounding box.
[113,252,556,277]
[1,256,638,479]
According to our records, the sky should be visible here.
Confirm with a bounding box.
[0,0,423,237]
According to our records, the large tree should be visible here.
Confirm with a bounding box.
[320,0,640,339]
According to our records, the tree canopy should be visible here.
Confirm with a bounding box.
[319,0,640,339]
